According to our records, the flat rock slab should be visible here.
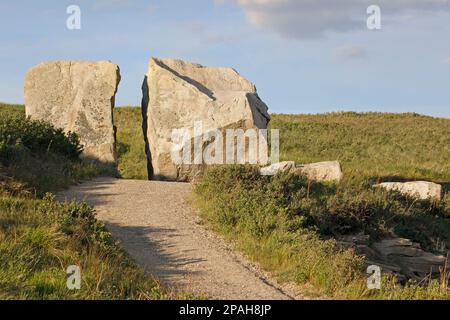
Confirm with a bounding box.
[373,181,442,201]
[260,160,343,182]
[57,178,299,300]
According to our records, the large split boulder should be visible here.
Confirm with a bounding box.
[24,60,121,163]
[373,181,442,201]
[142,57,270,181]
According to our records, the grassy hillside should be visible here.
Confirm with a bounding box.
[6,105,449,184]
[3,103,449,299]
[271,112,450,184]
[195,166,450,299]
[192,112,450,299]
[0,104,174,299]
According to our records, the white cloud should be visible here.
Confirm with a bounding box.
[335,45,367,60]
[222,0,450,38]
[445,57,450,65]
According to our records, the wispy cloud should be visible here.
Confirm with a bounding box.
[445,57,450,65]
[335,45,367,60]
[221,0,450,39]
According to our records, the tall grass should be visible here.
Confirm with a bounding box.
[194,166,450,299]
[271,112,450,183]
[0,104,177,299]
[114,107,148,180]
[0,195,170,299]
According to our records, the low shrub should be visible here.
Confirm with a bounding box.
[194,166,450,299]
[0,116,82,161]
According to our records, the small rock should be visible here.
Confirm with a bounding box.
[294,161,343,182]
[337,234,448,282]
[373,181,442,201]
[372,238,447,280]
[260,161,295,176]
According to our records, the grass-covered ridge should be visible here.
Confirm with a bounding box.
[4,105,450,183]
[271,112,450,183]
[0,103,172,299]
[3,104,449,299]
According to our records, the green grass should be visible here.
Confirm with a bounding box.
[192,111,450,299]
[115,107,148,180]
[0,195,171,299]
[0,103,178,299]
[194,166,450,299]
[271,112,450,183]
[4,106,450,184]
[3,103,450,299]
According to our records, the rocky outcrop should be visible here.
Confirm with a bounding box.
[338,234,448,282]
[24,60,120,163]
[142,57,270,181]
[373,181,442,201]
[260,160,343,182]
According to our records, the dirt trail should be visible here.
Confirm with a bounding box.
[57,177,302,300]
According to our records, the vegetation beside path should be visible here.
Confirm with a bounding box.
[0,103,177,299]
[3,104,449,300]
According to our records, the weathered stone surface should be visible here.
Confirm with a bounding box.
[259,160,343,182]
[337,234,448,282]
[260,161,295,176]
[24,60,120,163]
[373,181,442,201]
[294,161,343,182]
[142,57,270,181]
[372,238,447,281]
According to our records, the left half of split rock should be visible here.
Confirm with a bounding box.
[24,60,121,164]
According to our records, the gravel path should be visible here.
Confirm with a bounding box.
[57,177,302,300]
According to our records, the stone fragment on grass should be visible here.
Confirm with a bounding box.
[260,161,295,176]
[260,160,344,182]
[24,60,120,163]
[372,238,447,281]
[337,234,448,282]
[373,181,442,201]
[294,161,343,182]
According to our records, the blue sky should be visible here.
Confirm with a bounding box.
[0,0,449,116]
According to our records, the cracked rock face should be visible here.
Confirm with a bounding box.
[24,60,121,164]
[142,57,270,181]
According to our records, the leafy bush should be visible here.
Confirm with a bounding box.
[0,116,82,160]
[0,110,113,196]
